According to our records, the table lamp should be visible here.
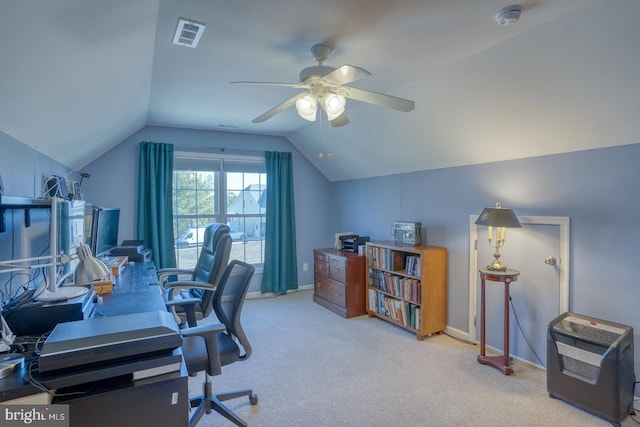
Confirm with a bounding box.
[0,197,110,302]
[475,203,521,271]
[34,244,109,302]
[73,243,110,285]
[0,245,108,302]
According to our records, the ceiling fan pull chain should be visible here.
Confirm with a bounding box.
[318,109,324,158]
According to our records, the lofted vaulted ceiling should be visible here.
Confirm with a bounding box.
[2,0,639,181]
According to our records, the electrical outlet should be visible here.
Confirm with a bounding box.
[303,263,308,272]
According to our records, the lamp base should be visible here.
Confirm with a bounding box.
[486,247,509,271]
[35,286,89,302]
[486,258,508,272]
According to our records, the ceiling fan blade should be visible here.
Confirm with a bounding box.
[251,92,307,123]
[329,110,349,127]
[340,86,415,112]
[321,65,371,86]
[231,81,306,89]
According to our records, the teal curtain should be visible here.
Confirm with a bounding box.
[262,151,298,294]
[137,142,176,270]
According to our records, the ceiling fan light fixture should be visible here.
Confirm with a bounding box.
[323,93,346,120]
[295,95,318,121]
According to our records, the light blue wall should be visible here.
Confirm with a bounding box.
[0,131,73,198]
[332,143,640,383]
[80,126,333,292]
[3,128,638,389]
[0,132,74,294]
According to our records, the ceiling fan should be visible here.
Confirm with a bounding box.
[231,44,415,127]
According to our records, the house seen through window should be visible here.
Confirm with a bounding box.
[172,152,266,269]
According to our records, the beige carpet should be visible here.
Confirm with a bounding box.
[189,290,637,427]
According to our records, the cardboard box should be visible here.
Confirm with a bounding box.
[93,280,114,295]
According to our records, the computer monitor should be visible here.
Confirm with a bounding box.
[91,207,120,257]
[60,200,85,274]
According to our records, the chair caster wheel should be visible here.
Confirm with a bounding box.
[249,394,258,405]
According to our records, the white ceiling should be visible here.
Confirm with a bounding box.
[2,0,639,181]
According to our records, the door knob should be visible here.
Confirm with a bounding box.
[545,256,557,265]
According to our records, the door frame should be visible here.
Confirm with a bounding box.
[468,215,570,344]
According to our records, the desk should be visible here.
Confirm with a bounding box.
[92,260,164,317]
[477,268,520,375]
[0,262,188,427]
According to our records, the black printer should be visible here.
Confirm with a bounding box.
[109,240,152,262]
[340,235,370,253]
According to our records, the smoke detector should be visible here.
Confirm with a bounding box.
[495,5,522,26]
[173,18,206,48]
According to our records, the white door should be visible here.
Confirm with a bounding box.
[469,216,570,369]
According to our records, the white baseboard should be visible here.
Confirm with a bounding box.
[444,325,473,344]
[448,326,546,371]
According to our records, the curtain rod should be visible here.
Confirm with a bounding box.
[173,145,265,157]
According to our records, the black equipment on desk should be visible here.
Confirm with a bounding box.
[38,310,182,374]
[2,290,95,336]
[340,235,369,253]
[547,312,635,426]
[108,240,152,262]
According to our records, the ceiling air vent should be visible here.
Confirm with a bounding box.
[173,18,206,48]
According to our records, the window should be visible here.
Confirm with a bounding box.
[172,151,266,269]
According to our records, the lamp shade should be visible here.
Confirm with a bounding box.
[323,93,346,120]
[73,243,110,284]
[475,204,521,228]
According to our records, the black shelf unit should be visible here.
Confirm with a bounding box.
[0,195,52,232]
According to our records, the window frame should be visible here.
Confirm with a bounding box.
[173,151,266,268]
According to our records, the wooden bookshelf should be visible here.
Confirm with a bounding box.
[365,241,447,340]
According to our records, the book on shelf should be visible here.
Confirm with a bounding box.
[367,268,422,304]
[367,289,421,329]
[405,255,421,276]
[366,245,406,271]
[387,250,406,271]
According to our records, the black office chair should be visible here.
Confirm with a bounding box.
[158,223,232,327]
[181,260,258,427]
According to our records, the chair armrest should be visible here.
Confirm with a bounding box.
[166,297,201,309]
[157,268,194,287]
[164,280,214,291]
[157,267,194,275]
[181,323,225,337]
[181,323,225,376]
[164,281,215,328]
[166,297,201,327]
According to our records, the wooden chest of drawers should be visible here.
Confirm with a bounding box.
[313,248,366,318]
